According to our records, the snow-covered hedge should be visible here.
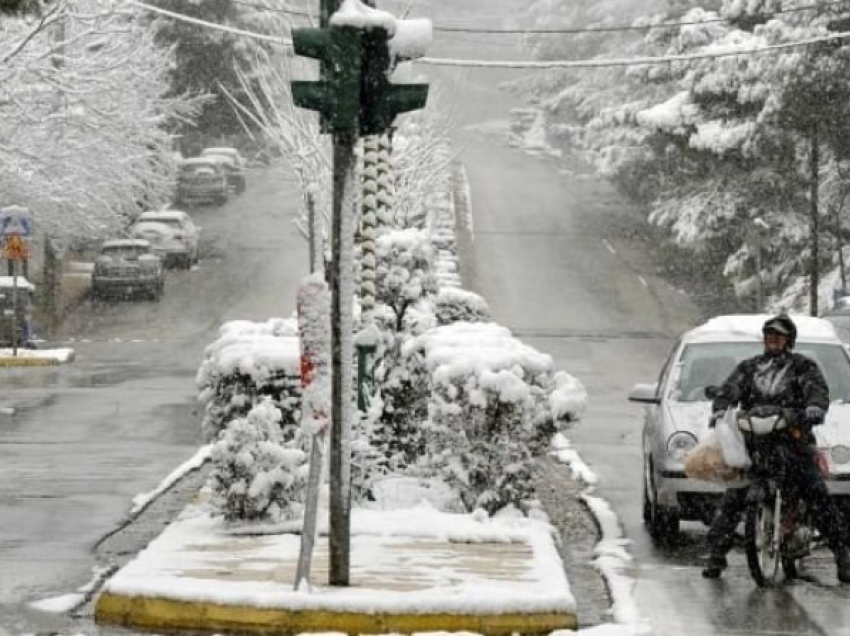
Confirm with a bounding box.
[403,322,587,514]
[207,400,308,522]
[196,318,301,443]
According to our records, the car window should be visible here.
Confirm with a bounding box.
[671,341,850,403]
[102,246,149,259]
[137,217,182,230]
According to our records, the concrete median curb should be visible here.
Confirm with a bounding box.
[93,504,579,635]
[95,592,577,635]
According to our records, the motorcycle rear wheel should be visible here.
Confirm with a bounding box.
[745,498,782,587]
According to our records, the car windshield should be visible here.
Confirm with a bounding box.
[101,246,149,259]
[672,341,850,403]
[136,218,182,230]
[181,164,219,176]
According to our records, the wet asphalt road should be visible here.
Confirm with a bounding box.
[0,164,307,634]
[432,1,850,633]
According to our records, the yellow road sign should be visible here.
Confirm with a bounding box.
[2,234,28,261]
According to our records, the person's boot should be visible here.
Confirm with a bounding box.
[836,548,850,584]
[702,553,728,579]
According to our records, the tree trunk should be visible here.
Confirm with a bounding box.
[810,129,820,316]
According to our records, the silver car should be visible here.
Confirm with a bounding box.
[628,314,850,543]
[129,209,201,270]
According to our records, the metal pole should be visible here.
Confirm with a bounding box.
[329,130,357,585]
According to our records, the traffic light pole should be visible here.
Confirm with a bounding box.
[329,130,357,586]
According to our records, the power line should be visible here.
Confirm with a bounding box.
[172,0,850,36]
[128,0,850,70]
[417,27,850,68]
[434,0,850,35]
[130,0,292,45]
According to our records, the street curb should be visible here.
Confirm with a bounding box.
[0,354,72,367]
[95,592,578,635]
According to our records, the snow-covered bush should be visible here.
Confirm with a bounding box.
[196,318,301,443]
[207,400,308,523]
[375,228,438,332]
[434,288,491,326]
[405,322,587,515]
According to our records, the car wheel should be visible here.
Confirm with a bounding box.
[644,457,680,544]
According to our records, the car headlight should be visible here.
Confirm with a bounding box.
[667,432,698,462]
[831,445,850,465]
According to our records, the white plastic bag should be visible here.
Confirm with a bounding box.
[716,408,752,470]
[684,429,742,483]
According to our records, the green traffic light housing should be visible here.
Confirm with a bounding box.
[290,26,362,132]
[359,26,429,136]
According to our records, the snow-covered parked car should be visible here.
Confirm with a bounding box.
[175,157,229,206]
[129,209,200,269]
[201,147,247,193]
[628,314,850,543]
[91,239,164,301]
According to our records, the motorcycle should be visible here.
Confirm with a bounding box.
[736,405,829,587]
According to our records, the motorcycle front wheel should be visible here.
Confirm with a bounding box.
[745,497,782,587]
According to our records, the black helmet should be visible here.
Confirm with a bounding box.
[762,314,796,348]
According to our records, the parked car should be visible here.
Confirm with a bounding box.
[201,147,247,193]
[91,239,165,301]
[175,158,229,206]
[128,210,200,269]
[628,314,850,542]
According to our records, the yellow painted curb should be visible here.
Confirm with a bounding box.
[0,356,63,367]
[95,592,578,635]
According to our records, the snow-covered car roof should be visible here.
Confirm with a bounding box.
[203,154,236,166]
[181,157,221,166]
[136,210,189,222]
[685,314,842,345]
[101,239,152,250]
[202,147,241,157]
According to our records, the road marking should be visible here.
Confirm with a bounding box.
[638,276,649,288]
[602,239,616,255]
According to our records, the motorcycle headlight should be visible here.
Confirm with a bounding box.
[831,445,850,466]
[667,431,698,462]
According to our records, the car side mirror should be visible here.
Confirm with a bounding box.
[628,383,660,404]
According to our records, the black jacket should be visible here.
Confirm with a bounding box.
[712,350,829,438]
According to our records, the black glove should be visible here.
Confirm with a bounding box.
[802,405,825,426]
[709,410,724,428]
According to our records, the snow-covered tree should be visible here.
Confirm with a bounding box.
[142,0,299,141]
[0,0,202,245]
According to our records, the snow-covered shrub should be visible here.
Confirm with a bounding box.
[375,228,438,332]
[207,400,308,523]
[434,288,491,326]
[405,323,588,515]
[196,318,301,443]
[368,327,432,474]
[366,229,440,474]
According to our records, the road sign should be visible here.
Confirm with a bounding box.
[0,206,33,237]
[2,234,29,261]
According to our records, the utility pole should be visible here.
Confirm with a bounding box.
[291,0,429,586]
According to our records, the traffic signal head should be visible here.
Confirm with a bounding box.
[359,26,429,136]
[290,26,362,132]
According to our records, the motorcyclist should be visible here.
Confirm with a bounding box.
[702,314,850,582]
